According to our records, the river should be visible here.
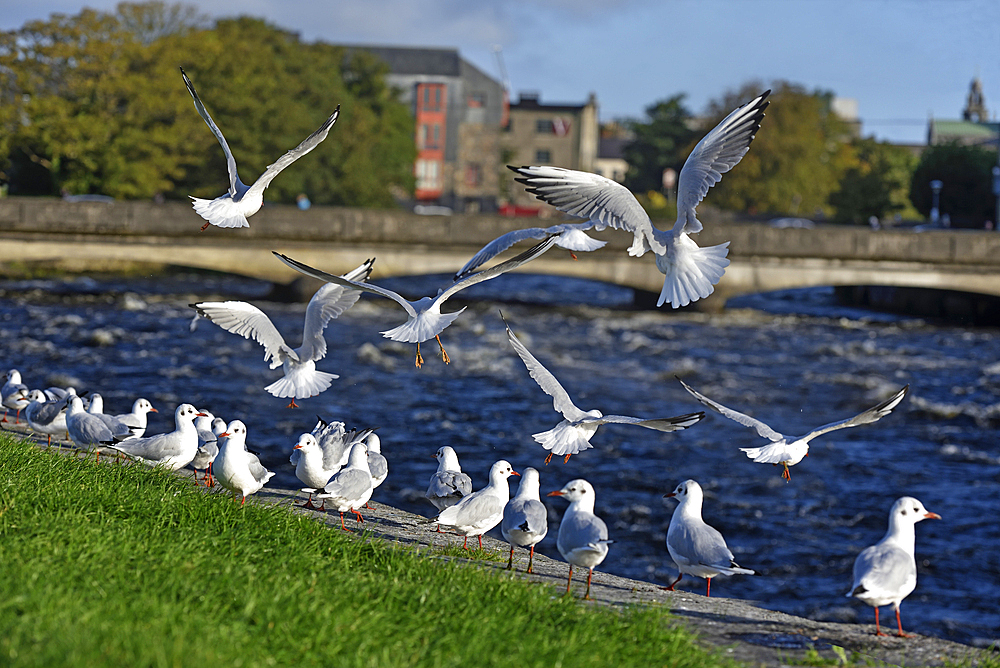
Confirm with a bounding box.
[1,269,997,647]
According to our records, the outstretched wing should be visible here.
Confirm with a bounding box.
[436,236,558,304]
[191,301,295,365]
[508,165,655,244]
[300,258,374,361]
[272,252,418,318]
[181,67,240,196]
[592,412,705,432]
[503,316,588,423]
[246,106,340,198]
[678,378,785,442]
[802,385,909,442]
[675,91,770,234]
[454,222,600,279]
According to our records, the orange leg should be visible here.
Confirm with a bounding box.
[286,399,299,409]
[436,335,450,364]
[352,510,364,523]
[565,565,574,595]
[527,545,535,574]
[506,546,514,570]
[874,607,887,637]
[563,454,572,463]
[781,463,791,482]
[569,251,579,260]
[544,453,553,465]
[477,535,483,550]
[339,513,349,531]
[298,492,317,509]
[706,578,712,597]
[415,343,424,369]
[462,536,469,550]
[584,568,594,600]
[895,607,912,638]
[660,573,683,592]
[200,221,211,231]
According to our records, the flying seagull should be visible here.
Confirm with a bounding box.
[508,90,770,308]
[272,236,558,368]
[181,67,340,230]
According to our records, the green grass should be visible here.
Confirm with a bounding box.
[0,433,737,667]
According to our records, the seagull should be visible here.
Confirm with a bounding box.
[272,235,559,368]
[365,432,388,502]
[662,479,757,597]
[213,419,275,504]
[427,460,519,550]
[192,258,374,407]
[501,467,548,573]
[504,317,704,463]
[548,479,612,599]
[85,393,138,438]
[454,221,606,279]
[847,497,941,637]
[508,90,770,308]
[107,404,205,470]
[24,389,69,445]
[113,398,157,438]
[65,395,134,455]
[291,419,374,509]
[679,379,910,481]
[2,369,29,423]
[190,413,222,486]
[426,446,473,512]
[316,441,373,530]
[180,67,340,230]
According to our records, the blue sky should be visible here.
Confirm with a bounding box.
[2,0,998,144]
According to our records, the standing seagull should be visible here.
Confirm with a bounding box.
[65,395,134,456]
[24,390,69,445]
[426,446,473,512]
[291,420,374,509]
[180,67,340,230]
[847,497,941,637]
[214,420,275,504]
[316,441,373,530]
[680,379,909,481]
[427,460,519,550]
[113,398,157,438]
[365,432,388,499]
[107,404,205,470]
[501,467,548,573]
[505,318,704,463]
[455,221,606,279]
[662,479,756,597]
[272,236,559,368]
[2,369,29,423]
[192,259,374,407]
[508,90,769,308]
[548,479,611,600]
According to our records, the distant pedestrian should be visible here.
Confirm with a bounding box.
[297,193,311,210]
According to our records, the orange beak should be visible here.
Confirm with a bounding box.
[547,490,564,497]
[218,432,230,438]
[196,412,208,417]
[511,470,520,477]
[663,492,677,498]
[150,407,158,413]
[925,512,942,520]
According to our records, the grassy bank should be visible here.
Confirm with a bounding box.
[0,434,734,667]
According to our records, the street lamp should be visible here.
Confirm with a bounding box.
[930,180,943,225]
[992,166,1000,230]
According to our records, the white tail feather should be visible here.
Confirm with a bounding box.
[265,365,337,400]
[656,235,730,308]
[190,196,251,229]
[380,308,467,344]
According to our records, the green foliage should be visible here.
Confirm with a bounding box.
[829,138,919,224]
[909,141,996,226]
[0,433,735,667]
[697,81,854,218]
[0,3,414,205]
[623,94,697,193]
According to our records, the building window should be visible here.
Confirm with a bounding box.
[535,149,551,163]
[465,163,482,187]
[416,159,442,191]
[426,124,440,149]
[535,118,554,134]
[468,92,486,108]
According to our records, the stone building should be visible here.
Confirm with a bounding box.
[927,77,999,150]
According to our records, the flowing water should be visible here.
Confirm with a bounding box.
[1,270,997,647]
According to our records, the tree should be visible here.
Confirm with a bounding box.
[829,138,918,224]
[622,94,696,193]
[0,3,415,206]
[694,81,854,218]
[909,142,996,226]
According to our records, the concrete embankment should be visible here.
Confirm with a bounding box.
[2,422,991,668]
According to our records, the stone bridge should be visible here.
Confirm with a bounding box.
[1,197,999,310]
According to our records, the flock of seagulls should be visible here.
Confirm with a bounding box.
[0,71,942,639]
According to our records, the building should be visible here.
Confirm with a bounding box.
[927,77,1000,150]
[353,46,507,212]
[503,92,600,211]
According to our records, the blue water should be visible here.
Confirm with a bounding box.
[1,274,997,647]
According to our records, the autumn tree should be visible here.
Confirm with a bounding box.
[694,81,854,218]
[829,138,918,224]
